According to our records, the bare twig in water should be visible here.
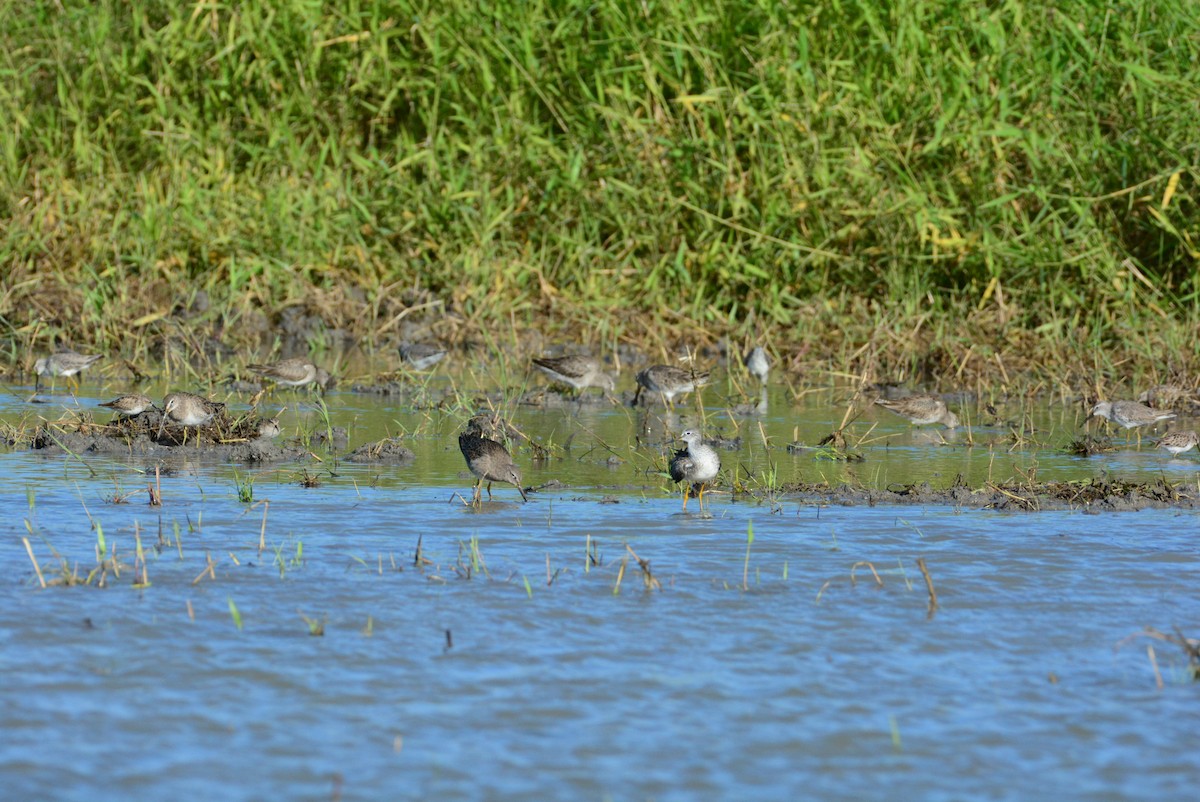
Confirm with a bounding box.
[916,557,938,615]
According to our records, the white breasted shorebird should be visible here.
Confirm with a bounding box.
[34,349,103,392]
[99,393,155,418]
[1088,400,1175,430]
[634,365,710,406]
[744,346,771,385]
[1155,430,1199,457]
[532,355,616,396]
[458,427,528,505]
[257,416,282,439]
[247,358,324,389]
[669,430,720,513]
[400,343,448,371]
[874,394,960,428]
[158,392,224,442]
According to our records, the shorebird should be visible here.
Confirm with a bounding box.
[1155,430,1199,457]
[400,343,448,371]
[532,355,616,396]
[247,358,324,389]
[1137,384,1198,410]
[34,349,103,392]
[1088,401,1175,430]
[669,430,720,512]
[634,365,710,406]
[458,428,528,505]
[99,393,155,418]
[257,416,282,439]
[874,394,960,428]
[158,392,224,442]
[744,346,770,385]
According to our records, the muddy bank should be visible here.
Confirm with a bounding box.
[769,476,1198,512]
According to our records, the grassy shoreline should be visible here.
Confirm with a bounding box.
[1,1,1198,390]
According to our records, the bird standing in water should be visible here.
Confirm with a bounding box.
[669,430,720,513]
[458,426,528,505]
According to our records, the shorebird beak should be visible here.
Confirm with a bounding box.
[516,483,529,503]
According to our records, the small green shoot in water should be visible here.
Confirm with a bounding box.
[228,597,244,631]
[26,486,35,514]
[889,715,902,751]
[234,471,254,503]
[95,521,107,561]
[523,575,533,598]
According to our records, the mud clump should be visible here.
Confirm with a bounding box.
[26,412,313,464]
[345,438,416,464]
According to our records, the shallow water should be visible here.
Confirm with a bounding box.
[2,372,1199,800]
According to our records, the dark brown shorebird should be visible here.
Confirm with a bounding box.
[874,394,960,429]
[247,358,325,389]
[34,349,103,392]
[458,427,528,505]
[99,393,155,418]
[634,365,710,406]
[669,430,721,513]
[531,355,616,396]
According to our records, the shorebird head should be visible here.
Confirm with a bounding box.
[1088,401,1112,421]
[943,410,961,429]
[507,465,529,502]
[678,430,701,446]
[599,372,616,392]
[33,357,48,376]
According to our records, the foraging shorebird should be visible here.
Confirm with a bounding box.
[744,346,771,385]
[1155,430,1199,457]
[458,428,528,505]
[874,394,960,429]
[99,393,155,418]
[634,365,710,406]
[532,355,616,396]
[158,392,224,441]
[247,358,324,389]
[400,343,448,371]
[34,349,103,392]
[669,430,720,512]
[1088,400,1175,430]
[257,416,282,439]
[1137,384,1198,410]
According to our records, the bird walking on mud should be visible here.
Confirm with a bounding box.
[531,355,616,397]
[669,430,720,513]
[634,365,710,406]
[874,394,960,429]
[458,426,528,505]
[99,393,155,418]
[34,349,103,393]
[158,391,225,444]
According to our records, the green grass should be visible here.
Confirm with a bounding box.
[1,1,1198,386]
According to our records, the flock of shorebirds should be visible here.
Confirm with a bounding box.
[27,343,1200,511]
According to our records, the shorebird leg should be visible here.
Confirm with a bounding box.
[486,481,493,500]
[471,479,482,506]
[681,483,690,512]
